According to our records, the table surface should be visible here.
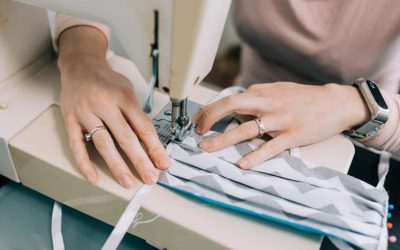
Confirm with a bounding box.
[9,54,355,250]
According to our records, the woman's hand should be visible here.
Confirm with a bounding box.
[58,26,168,188]
[193,82,369,169]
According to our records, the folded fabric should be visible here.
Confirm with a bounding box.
[158,132,389,250]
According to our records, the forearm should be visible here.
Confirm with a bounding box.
[57,26,108,72]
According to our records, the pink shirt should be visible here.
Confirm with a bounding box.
[55,5,400,156]
[54,13,110,47]
[232,1,400,156]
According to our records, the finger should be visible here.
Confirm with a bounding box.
[65,121,97,184]
[267,131,280,138]
[238,134,290,169]
[192,94,245,125]
[80,114,135,188]
[193,94,263,134]
[121,105,169,170]
[199,118,276,152]
[247,83,278,92]
[100,108,160,184]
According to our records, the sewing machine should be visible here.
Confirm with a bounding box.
[0,1,355,249]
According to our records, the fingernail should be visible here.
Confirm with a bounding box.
[193,114,200,123]
[120,174,134,188]
[238,159,250,169]
[144,172,158,184]
[85,171,97,184]
[161,157,170,169]
[157,155,170,169]
[195,125,203,134]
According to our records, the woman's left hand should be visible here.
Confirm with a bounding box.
[193,82,369,169]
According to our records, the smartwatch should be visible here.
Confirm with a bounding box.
[346,78,389,140]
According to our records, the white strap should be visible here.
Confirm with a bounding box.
[352,141,391,189]
[207,86,245,105]
[51,202,65,250]
[51,184,153,250]
[375,152,390,250]
[328,237,355,250]
[377,151,390,189]
[347,141,390,250]
[101,184,153,250]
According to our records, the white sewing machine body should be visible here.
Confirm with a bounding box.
[0,1,355,249]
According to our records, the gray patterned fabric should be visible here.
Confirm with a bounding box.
[158,132,389,250]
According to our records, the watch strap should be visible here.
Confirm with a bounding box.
[345,78,388,140]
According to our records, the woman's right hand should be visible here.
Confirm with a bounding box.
[58,26,169,188]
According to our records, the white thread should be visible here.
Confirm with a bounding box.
[131,212,161,230]
[130,202,214,231]
[133,212,143,222]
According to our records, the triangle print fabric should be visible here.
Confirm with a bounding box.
[158,132,389,250]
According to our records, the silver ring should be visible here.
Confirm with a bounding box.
[84,126,106,142]
[254,118,266,137]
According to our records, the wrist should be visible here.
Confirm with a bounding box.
[324,83,370,130]
[58,53,108,76]
[57,26,108,73]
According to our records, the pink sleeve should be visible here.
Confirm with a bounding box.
[54,13,111,46]
[363,91,400,156]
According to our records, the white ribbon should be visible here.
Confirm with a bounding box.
[51,184,153,250]
[51,202,65,250]
[101,184,153,250]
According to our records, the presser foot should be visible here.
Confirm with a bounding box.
[170,119,194,144]
[170,98,193,143]
[152,100,202,146]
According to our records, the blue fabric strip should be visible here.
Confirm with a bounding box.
[158,182,342,240]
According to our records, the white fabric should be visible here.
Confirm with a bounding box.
[160,132,389,250]
[207,86,245,105]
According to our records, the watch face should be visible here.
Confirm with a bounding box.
[367,80,388,109]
